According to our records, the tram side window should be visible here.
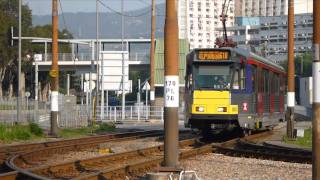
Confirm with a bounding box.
[240,66,246,90]
[274,74,280,95]
[251,65,257,92]
[263,69,269,94]
[232,66,246,90]
[233,69,240,90]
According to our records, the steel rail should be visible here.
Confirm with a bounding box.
[0,130,182,179]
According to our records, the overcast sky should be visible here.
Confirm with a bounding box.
[24,0,165,15]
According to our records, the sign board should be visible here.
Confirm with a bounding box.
[197,50,230,61]
[34,54,43,61]
[142,81,150,91]
[84,73,97,81]
[49,70,59,78]
[99,51,130,91]
[25,91,31,98]
[84,81,96,92]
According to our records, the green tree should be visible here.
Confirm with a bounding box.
[279,52,313,77]
[0,0,32,97]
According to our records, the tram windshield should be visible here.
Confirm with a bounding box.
[193,65,231,90]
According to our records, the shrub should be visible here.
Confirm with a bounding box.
[95,123,116,133]
[29,123,43,136]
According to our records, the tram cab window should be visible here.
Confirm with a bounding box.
[193,65,231,90]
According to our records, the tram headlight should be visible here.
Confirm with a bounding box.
[196,106,205,112]
[217,107,227,112]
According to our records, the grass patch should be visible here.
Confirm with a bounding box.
[284,128,312,148]
[0,123,44,143]
[58,123,116,138]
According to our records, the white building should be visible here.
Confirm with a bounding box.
[183,0,235,49]
[235,0,313,17]
[217,14,313,62]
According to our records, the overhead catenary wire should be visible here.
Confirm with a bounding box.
[98,0,151,17]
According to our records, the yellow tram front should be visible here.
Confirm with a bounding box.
[184,48,239,131]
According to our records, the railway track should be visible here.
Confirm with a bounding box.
[2,130,273,179]
[0,130,185,179]
[212,131,312,164]
[1,127,311,179]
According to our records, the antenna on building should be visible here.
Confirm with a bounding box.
[215,0,236,48]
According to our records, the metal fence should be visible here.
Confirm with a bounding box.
[0,97,185,128]
[95,106,164,122]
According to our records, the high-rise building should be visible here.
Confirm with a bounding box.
[182,0,235,49]
[235,0,288,17]
[235,0,313,17]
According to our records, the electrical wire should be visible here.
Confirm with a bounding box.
[98,0,151,18]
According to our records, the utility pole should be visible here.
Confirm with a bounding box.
[50,0,59,136]
[312,0,320,178]
[164,0,179,167]
[121,0,126,120]
[286,0,295,139]
[17,0,22,123]
[150,0,156,106]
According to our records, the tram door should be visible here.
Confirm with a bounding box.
[257,67,264,115]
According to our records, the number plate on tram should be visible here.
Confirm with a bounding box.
[197,50,230,61]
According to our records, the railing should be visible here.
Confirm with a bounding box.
[37,52,150,63]
[95,106,164,122]
[95,105,186,122]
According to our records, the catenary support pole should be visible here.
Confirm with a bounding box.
[138,79,141,122]
[67,74,70,96]
[312,0,320,179]
[96,0,100,123]
[164,0,179,167]
[121,0,126,120]
[150,0,156,106]
[35,63,39,123]
[17,0,22,122]
[50,0,59,136]
[286,0,295,139]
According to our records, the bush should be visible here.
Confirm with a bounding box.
[0,124,32,142]
[95,122,116,133]
[29,123,43,136]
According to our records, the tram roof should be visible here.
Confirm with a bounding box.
[190,47,285,72]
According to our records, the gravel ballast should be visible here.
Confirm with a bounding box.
[180,153,311,180]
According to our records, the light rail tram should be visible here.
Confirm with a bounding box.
[184,47,286,135]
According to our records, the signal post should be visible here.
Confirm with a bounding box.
[286,0,295,139]
[312,0,320,179]
[50,0,59,136]
[164,0,179,167]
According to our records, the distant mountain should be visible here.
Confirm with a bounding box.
[32,4,166,39]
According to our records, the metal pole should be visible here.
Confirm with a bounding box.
[96,0,100,122]
[66,74,70,96]
[17,0,22,123]
[286,0,295,139]
[81,74,84,105]
[35,63,39,123]
[301,55,304,75]
[121,0,126,120]
[150,0,156,105]
[138,79,141,122]
[101,54,104,120]
[45,42,48,61]
[50,0,59,136]
[146,88,148,120]
[312,0,320,178]
[164,0,179,167]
